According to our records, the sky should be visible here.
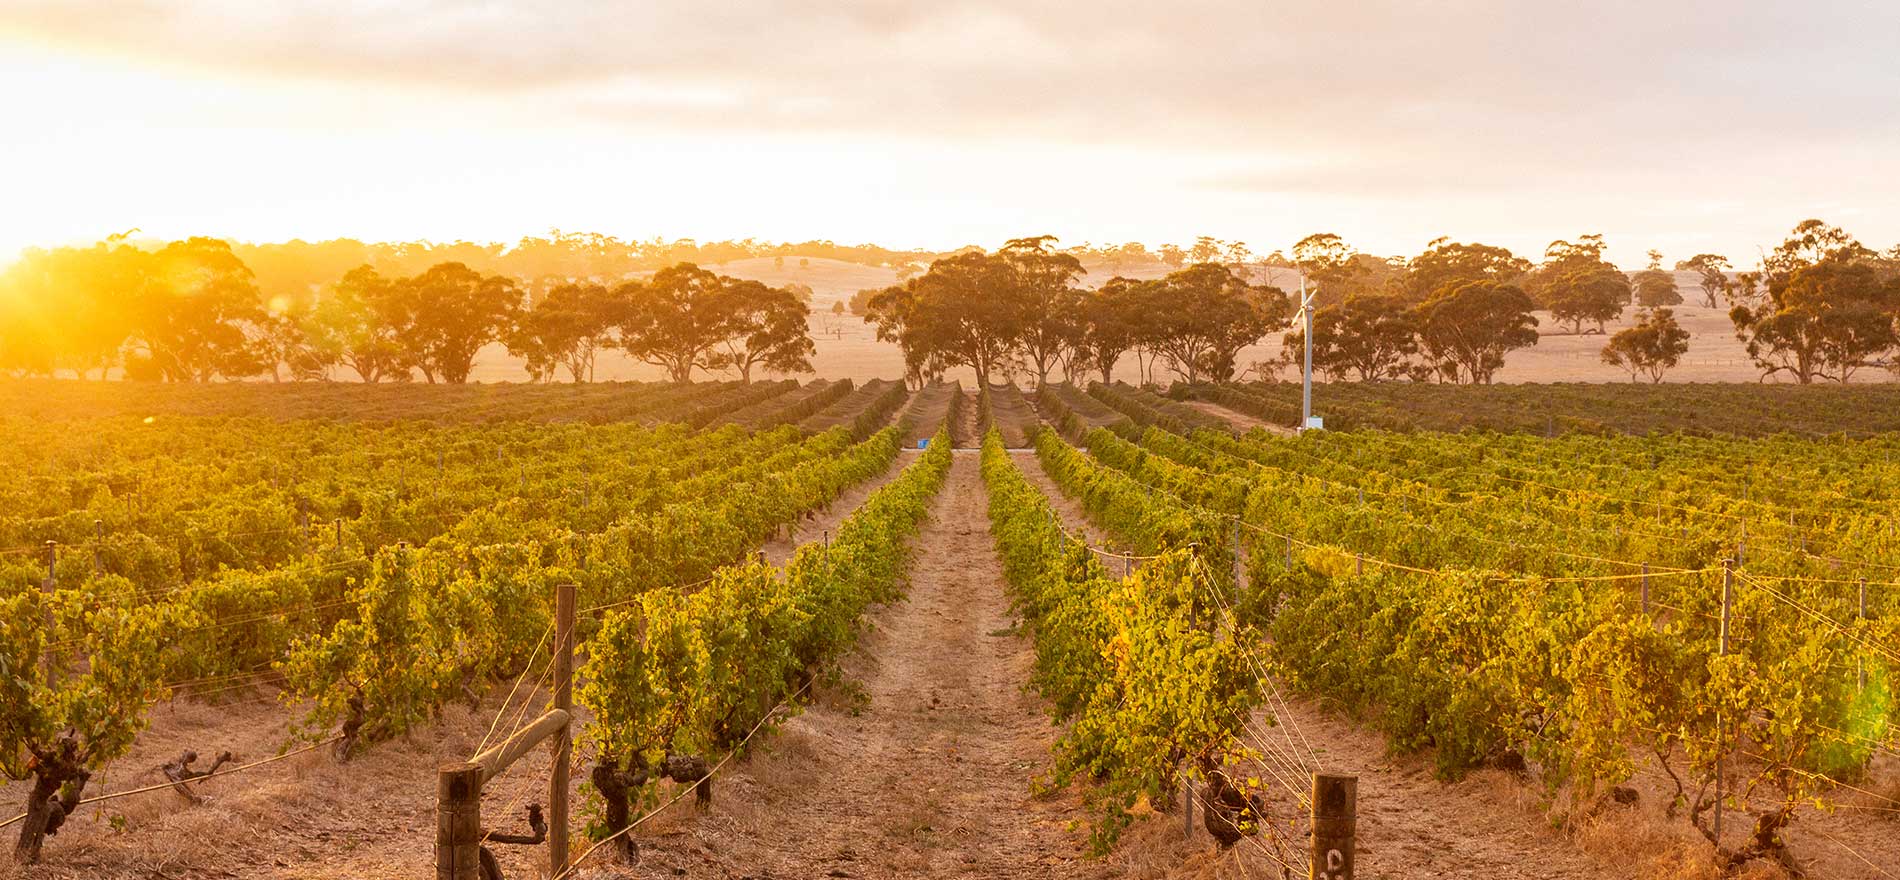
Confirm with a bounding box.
[2,0,1897,269]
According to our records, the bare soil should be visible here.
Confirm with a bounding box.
[899,381,962,448]
[1178,400,1292,436]
[984,384,1042,448]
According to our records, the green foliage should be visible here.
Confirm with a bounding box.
[581,426,951,790]
[1032,426,1234,587]
[0,581,185,780]
[981,430,1257,849]
[1414,280,1540,384]
[1602,307,1691,383]
[1116,419,1899,837]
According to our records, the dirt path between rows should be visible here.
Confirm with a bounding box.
[1181,400,1293,436]
[618,451,1106,879]
[984,384,1041,448]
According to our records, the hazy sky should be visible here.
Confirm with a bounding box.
[2,0,1896,268]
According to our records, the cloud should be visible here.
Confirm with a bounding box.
[1,0,1896,263]
[6,0,1895,149]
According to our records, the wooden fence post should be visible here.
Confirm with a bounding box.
[1716,561,1731,847]
[1311,773,1356,880]
[435,762,484,880]
[1641,562,1650,615]
[1859,577,1869,689]
[1231,519,1243,590]
[550,582,576,875]
[1183,777,1194,840]
[43,541,58,688]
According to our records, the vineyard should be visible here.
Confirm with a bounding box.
[1,378,1895,879]
[1183,381,1900,437]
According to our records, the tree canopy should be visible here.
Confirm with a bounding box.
[618,263,815,384]
[1285,294,1421,381]
[1414,280,1541,384]
[1602,308,1691,383]
[1527,235,1630,335]
[1731,221,1900,384]
[1675,254,1732,308]
[1393,238,1533,304]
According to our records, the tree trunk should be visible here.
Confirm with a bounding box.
[14,779,58,863]
[589,760,646,863]
[14,767,85,864]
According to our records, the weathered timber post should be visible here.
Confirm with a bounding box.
[1311,773,1356,880]
[1354,553,1363,577]
[1716,561,1731,847]
[1285,535,1294,570]
[43,541,58,687]
[1859,577,1868,689]
[436,762,483,880]
[92,519,103,577]
[1641,562,1650,615]
[550,582,576,874]
[334,517,344,548]
[1183,776,1194,840]
[1231,519,1243,591]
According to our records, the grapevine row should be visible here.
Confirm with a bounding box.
[979,429,1261,850]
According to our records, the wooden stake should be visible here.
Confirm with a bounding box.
[550,582,576,875]
[1641,562,1649,615]
[92,519,103,577]
[1183,778,1194,840]
[1310,774,1356,880]
[1231,519,1243,590]
[1859,577,1868,690]
[1716,561,1731,847]
[42,541,57,688]
[435,762,483,880]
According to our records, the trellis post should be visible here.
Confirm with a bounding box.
[1310,774,1356,880]
[550,582,575,874]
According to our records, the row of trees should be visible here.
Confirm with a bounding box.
[0,238,815,383]
[1289,221,1900,384]
[864,237,1291,388]
[1287,283,1541,384]
[865,236,1551,387]
[5,220,1895,386]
